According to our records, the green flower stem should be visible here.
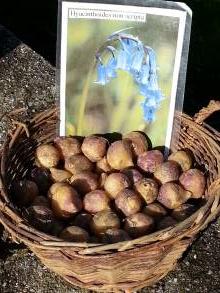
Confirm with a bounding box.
[77,63,95,135]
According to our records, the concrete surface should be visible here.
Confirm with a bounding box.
[0,26,220,292]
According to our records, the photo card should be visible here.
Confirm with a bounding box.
[58,0,192,148]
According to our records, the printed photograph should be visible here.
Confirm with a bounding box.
[60,2,187,147]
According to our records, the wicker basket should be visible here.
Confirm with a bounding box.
[0,101,220,292]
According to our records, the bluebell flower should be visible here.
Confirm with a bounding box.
[94,62,108,85]
[119,37,138,53]
[130,44,144,72]
[148,74,159,91]
[131,69,142,83]
[143,98,157,108]
[116,48,132,71]
[106,57,117,79]
[139,85,164,104]
[94,30,165,123]
[146,46,157,74]
[139,63,150,85]
[141,103,156,122]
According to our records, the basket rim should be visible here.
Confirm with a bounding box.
[0,104,220,255]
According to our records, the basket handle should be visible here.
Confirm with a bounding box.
[194,100,220,124]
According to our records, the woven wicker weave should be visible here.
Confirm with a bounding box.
[0,101,220,292]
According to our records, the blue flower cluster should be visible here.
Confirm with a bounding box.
[94,31,164,122]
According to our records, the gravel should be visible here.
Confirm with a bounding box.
[0,25,220,292]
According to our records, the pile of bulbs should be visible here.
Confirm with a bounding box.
[11,132,206,244]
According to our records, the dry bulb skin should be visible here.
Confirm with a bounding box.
[71,212,93,230]
[121,168,143,184]
[157,182,192,209]
[82,136,108,162]
[134,178,158,204]
[36,144,60,169]
[70,171,99,195]
[157,216,177,230]
[102,228,130,244]
[154,161,181,184]
[50,168,72,183]
[168,150,193,172]
[123,131,148,156]
[91,210,121,236]
[124,213,154,238]
[104,173,131,199]
[142,203,167,220]
[96,156,112,173]
[60,226,89,242]
[50,183,82,219]
[171,204,197,221]
[64,154,94,175]
[115,189,142,216]
[30,167,52,194]
[137,150,164,173]
[83,190,111,214]
[107,140,134,170]
[54,136,81,159]
[179,169,206,198]
[12,180,39,206]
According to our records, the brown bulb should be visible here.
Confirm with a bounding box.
[102,228,130,244]
[91,210,120,236]
[134,178,158,204]
[168,150,193,172]
[60,226,89,242]
[104,173,131,199]
[96,156,112,173]
[154,161,181,184]
[50,220,66,236]
[84,190,110,214]
[30,167,52,194]
[72,212,93,230]
[64,154,94,175]
[36,144,60,169]
[179,169,206,198]
[25,205,54,233]
[115,189,142,216]
[107,140,134,170]
[157,182,191,209]
[82,136,108,162]
[32,196,50,208]
[12,179,39,206]
[171,204,197,221]
[123,131,148,156]
[54,136,81,159]
[142,203,167,220]
[121,168,143,184]
[137,150,164,173]
[124,213,154,238]
[70,171,99,195]
[48,182,67,199]
[50,183,82,219]
[157,216,177,230]
[50,168,72,183]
